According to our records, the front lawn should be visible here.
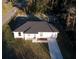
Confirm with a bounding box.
[2,24,50,59]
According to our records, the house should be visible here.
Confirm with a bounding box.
[13,21,59,43]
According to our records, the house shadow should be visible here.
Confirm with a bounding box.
[8,14,43,31]
[47,15,65,32]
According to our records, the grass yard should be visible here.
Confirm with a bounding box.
[2,24,51,59]
[2,2,13,16]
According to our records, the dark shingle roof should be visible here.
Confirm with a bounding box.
[13,21,58,33]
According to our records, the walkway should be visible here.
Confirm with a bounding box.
[48,36,63,59]
[2,7,18,25]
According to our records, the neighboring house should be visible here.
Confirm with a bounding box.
[13,21,59,43]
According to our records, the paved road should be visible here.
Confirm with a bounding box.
[48,36,63,59]
[2,7,18,25]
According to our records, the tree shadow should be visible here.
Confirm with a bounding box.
[47,15,64,32]
[56,31,76,59]
[12,0,27,9]
[8,14,43,31]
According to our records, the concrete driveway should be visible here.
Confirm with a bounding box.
[48,36,63,59]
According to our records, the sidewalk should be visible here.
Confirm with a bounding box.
[2,7,18,25]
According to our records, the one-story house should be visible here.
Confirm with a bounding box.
[13,21,59,43]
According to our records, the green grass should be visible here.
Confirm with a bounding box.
[3,24,51,59]
[2,2,13,16]
[12,40,50,59]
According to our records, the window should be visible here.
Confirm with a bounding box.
[37,38,47,40]
[19,32,21,36]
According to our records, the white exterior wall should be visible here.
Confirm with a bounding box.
[24,34,37,40]
[37,32,59,39]
[37,32,53,38]
[24,32,54,40]
[32,32,59,43]
[13,31,59,43]
[13,32,24,39]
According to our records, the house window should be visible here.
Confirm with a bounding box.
[37,38,47,40]
[19,32,21,36]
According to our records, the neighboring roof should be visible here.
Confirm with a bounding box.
[13,21,58,33]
